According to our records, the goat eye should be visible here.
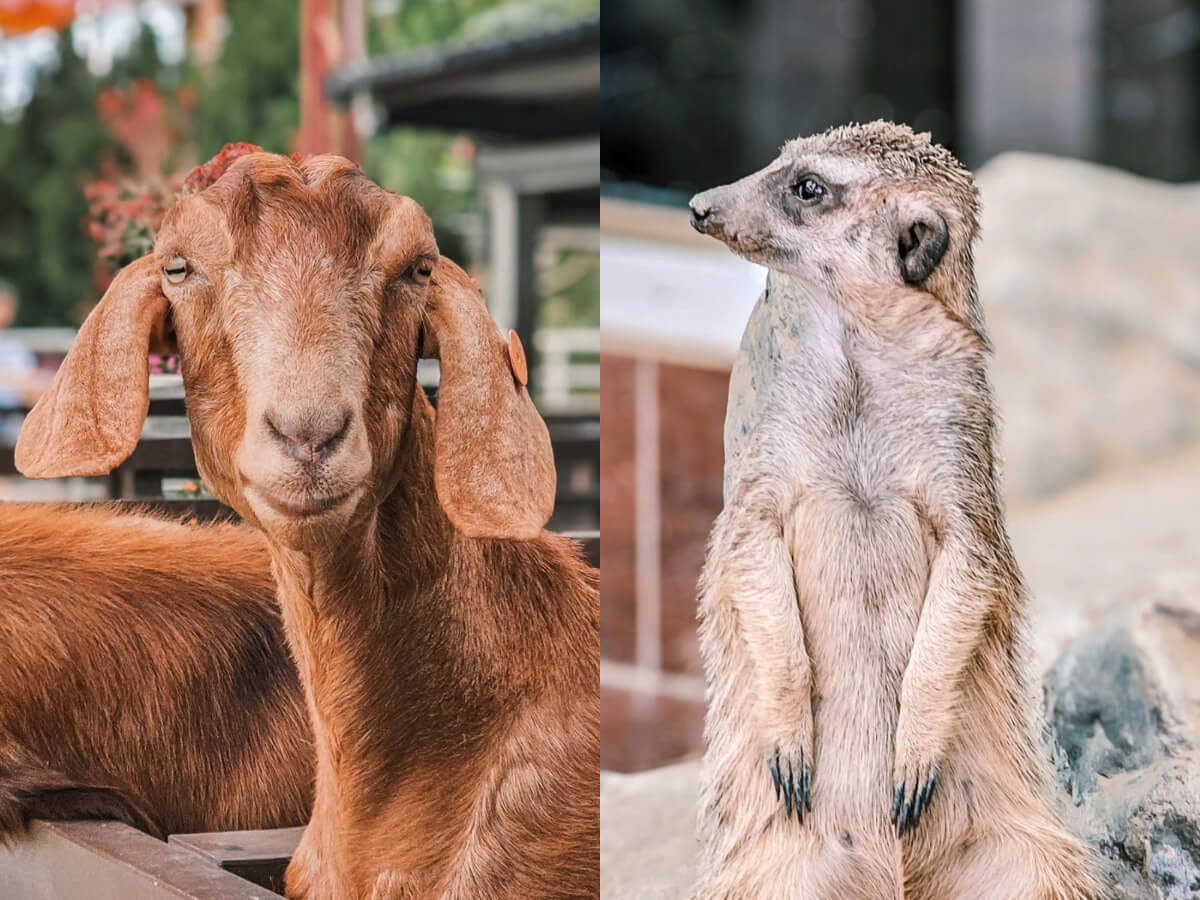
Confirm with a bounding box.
[796,178,826,202]
[164,257,188,284]
[411,263,433,286]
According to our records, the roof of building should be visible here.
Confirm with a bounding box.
[326,16,599,140]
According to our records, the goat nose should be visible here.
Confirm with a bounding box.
[265,407,352,463]
[689,196,714,233]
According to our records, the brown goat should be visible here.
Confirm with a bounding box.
[17,153,600,898]
[0,502,312,840]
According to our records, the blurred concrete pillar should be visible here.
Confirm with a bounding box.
[1101,0,1200,182]
[743,0,859,171]
[338,0,365,161]
[188,0,226,67]
[298,0,342,155]
[960,0,1100,165]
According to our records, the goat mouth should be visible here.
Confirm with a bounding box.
[260,489,356,520]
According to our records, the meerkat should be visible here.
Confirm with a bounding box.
[687,122,1104,900]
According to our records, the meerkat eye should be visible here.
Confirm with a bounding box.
[796,178,826,202]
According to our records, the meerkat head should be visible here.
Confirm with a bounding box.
[689,121,982,333]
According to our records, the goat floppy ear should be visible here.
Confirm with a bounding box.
[423,259,555,540]
[16,254,168,478]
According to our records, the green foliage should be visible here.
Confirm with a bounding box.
[369,0,597,55]
[186,0,300,159]
[0,34,153,325]
[0,0,301,326]
[539,249,598,328]
[454,0,599,42]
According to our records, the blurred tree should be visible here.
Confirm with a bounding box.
[0,29,162,326]
[0,0,299,327]
[369,0,595,54]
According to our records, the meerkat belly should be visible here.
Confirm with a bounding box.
[738,307,940,803]
[786,479,930,800]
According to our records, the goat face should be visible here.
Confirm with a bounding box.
[154,154,437,548]
[16,152,556,548]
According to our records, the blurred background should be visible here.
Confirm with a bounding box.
[0,0,599,534]
[599,0,1200,776]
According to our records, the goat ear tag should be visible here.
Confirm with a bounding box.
[506,330,528,387]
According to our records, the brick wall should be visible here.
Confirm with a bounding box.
[600,352,728,772]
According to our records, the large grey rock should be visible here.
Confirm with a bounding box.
[1046,595,1200,899]
[977,153,1200,503]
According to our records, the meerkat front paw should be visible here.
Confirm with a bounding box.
[767,745,811,823]
[762,711,813,823]
[891,715,943,836]
[891,763,938,836]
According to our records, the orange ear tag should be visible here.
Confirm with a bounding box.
[506,330,528,387]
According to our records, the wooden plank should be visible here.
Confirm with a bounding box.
[169,827,304,895]
[0,820,283,900]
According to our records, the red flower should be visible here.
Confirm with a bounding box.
[182,142,266,192]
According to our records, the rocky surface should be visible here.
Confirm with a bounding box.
[1045,593,1200,899]
[600,762,699,899]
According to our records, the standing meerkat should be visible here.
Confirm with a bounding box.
[687,122,1103,900]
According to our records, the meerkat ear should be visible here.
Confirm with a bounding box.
[897,210,949,284]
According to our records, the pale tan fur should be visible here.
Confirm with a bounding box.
[688,122,1104,899]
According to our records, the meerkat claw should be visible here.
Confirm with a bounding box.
[767,751,811,823]
[918,775,937,824]
[893,773,938,836]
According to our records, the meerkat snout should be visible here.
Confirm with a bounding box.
[689,192,715,233]
[689,181,769,252]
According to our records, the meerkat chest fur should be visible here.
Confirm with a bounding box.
[725,269,983,690]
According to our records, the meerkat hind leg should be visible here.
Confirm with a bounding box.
[692,827,903,900]
[902,710,1103,900]
[908,822,1103,900]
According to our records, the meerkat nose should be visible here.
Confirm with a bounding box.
[689,196,713,233]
